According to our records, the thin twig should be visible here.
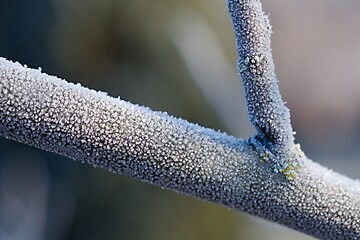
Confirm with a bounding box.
[227,0,294,151]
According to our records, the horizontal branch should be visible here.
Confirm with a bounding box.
[0,58,359,239]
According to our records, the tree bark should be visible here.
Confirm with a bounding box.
[0,58,359,239]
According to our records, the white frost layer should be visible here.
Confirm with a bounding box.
[0,57,359,239]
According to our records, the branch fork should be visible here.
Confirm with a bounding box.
[228,0,299,176]
[0,0,359,239]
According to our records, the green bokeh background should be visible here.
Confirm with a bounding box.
[1,0,359,239]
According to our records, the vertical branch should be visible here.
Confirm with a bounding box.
[227,0,294,154]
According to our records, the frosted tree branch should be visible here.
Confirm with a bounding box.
[0,0,360,239]
[227,0,294,157]
[0,58,359,239]
[226,0,301,178]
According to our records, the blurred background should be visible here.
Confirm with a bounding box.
[1,0,360,239]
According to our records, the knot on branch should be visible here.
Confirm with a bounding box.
[238,54,269,77]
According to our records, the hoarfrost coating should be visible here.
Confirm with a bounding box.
[0,58,360,239]
[227,0,294,152]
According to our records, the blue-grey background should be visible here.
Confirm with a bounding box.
[1,0,359,239]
